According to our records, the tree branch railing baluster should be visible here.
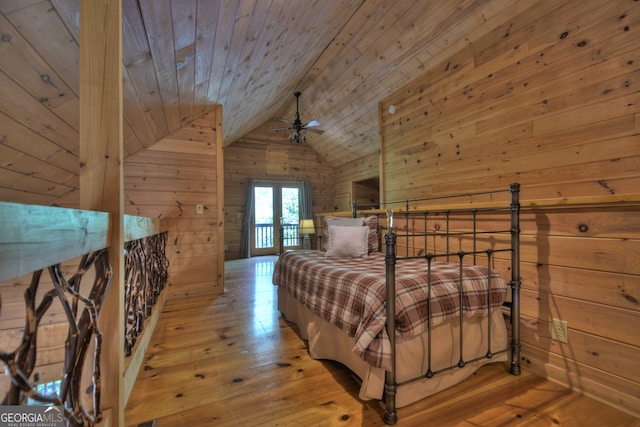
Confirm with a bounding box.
[124,232,169,357]
[0,203,169,426]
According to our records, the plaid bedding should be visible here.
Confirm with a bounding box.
[272,250,508,370]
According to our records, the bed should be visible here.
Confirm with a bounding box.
[273,184,521,424]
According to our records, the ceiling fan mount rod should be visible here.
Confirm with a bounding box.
[292,92,303,131]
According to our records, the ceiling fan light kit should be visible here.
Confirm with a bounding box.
[290,129,306,144]
[277,91,324,144]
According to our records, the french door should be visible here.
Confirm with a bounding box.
[251,182,300,255]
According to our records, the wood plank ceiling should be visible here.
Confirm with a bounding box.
[0,0,537,205]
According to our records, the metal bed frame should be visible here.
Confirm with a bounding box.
[279,184,521,424]
[376,183,521,424]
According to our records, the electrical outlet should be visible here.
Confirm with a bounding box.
[196,204,204,215]
[551,318,568,343]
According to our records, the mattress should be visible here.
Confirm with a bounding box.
[273,250,509,371]
[278,285,509,407]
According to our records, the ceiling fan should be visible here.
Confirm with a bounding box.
[275,91,324,144]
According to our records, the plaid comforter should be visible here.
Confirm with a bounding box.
[272,250,508,370]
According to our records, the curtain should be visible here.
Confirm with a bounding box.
[300,180,312,219]
[240,179,255,258]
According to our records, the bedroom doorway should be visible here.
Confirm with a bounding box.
[252,182,300,255]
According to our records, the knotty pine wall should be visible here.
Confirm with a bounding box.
[334,152,380,211]
[224,129,336,260]
[124,109,224,298]
[0,109,224,398]
[371,0,639,416]
[46,110,224,295]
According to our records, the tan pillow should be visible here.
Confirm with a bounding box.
[325,225,369,258]
[363,215,379,253]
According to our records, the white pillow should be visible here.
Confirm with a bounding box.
[325,217,365,228]
[321,216,365,251]
[325,225,369,258]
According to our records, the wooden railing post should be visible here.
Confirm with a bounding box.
[80,0,124,424]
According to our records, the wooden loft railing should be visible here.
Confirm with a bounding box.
[122,216,169,404]
[0,202,168,426]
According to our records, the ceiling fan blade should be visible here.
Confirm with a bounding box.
[307,128,324,135]
[304,120,321,127]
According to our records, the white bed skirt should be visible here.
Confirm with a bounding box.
[277,286,508,408]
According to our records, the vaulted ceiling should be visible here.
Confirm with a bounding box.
[0,0,537,204]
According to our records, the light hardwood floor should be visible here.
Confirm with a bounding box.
[125,256,640,426]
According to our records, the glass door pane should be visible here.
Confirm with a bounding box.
[254,186,274,250]
[281,187,300,249]
[251,182,301,255]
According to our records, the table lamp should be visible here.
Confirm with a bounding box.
[299,219,315,250]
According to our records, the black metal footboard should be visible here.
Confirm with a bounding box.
[381,183,521,425]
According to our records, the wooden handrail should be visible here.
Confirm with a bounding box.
[320,193,640,218]
[0,202,169,283]
[0,202,110,283]
[125,214,167,242]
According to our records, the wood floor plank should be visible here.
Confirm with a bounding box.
[125,256,640,427]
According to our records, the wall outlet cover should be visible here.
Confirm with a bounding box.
[551,318,568,343]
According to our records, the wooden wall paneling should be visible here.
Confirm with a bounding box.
[218,0,272,117]
[2,1,80,93]
[124,110,222,295]
[125,174,215,194]
[192,1,219,117]
[125,161,215,181]
[469,7,636,134]
[519,261,639,312]
[0,112,79,177]
[520,325,640,414]
[210,0,255,111]
[170,0,197,128]
[294,0,378,99]
[0,71,79,154]
[223,130,336,260]
[137,0,181,132]
[377,1,640,199]
[307,0,527,168]
[516,202,639,417]
[521,205,640,238]
[520,287,639,346]
[122,118,145,157]
[121,0,169,141]
[376,0,640,417]
[352,179,379,209]
[334,152,380,211]
[0,190,57,210]
[0,168,72,200]
[519,233,639,275]
[204,0,237,103]
[0,13,78,129]
[122,66,157,150]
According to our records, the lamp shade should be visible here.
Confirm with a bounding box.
[299,219,315,235]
